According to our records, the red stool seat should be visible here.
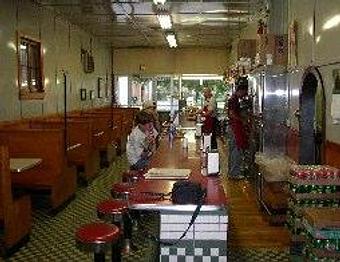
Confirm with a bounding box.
[97,199,129,215]
[75,222,121,261]
[76,222,120,244]
[122,170,144,183]
[96,199,134,255]
[111,182,136,199]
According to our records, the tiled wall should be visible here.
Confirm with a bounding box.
[160,210,228,262]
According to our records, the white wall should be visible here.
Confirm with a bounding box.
[0,0,112,121]
[287,0,340,143]
[112,48,229,75]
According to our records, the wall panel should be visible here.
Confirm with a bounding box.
[325,140,340,169]
[113,48,228,75]
[0,0,111,121]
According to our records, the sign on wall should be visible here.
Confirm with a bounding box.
[331,69,340,124]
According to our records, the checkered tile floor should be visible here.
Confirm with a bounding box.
[3,154,289,262]
[5,156,156,262]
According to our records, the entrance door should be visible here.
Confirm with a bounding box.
[299,70,325,164]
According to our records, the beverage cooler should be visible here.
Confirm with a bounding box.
[249,66,288,155]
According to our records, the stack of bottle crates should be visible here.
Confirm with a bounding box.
[302,208,340,261]
[286,165,340,256]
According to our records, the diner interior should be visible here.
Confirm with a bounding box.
[1,0,340,261]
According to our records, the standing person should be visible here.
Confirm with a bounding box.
[143,100,161,147]
[126,110,158,171]
[167,118,177,148]
[227,77,249,179]
[202,87,218,149]
[143,100,161,133]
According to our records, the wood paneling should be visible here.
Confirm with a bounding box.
[0,146,32,250]
[0,129,77,209]
[325,140,340,169]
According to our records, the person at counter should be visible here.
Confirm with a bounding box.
[227,77,249,179]
[143,100,161,134]
[126,110,158,171]
[143,100,161,148]
[201,87,218,149]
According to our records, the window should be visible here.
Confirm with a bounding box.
[118,76,128,106]
[18,37,44,99]
[155,76,179,112]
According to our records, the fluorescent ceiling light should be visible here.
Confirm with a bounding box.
[166,33,177,48]
[204,9,249,14]
[308,23,313,36]
[323,14,340,30]
[316,35,321,43]
[157,14,172,29]
[205,17,246,22]
[182,75,223,80]
[153,0,166,4]
[182,74,221,77]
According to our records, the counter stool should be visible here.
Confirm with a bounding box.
[122,170,144,183]
[111,182,135,200]
[75,222,121,262]
[111,182,143,236]
[96,199,132,253]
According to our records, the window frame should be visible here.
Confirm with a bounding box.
[17,33,45,100]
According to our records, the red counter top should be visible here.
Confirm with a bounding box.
[129,134,227,209]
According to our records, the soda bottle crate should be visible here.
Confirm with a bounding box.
[289,176,340,186]
[289,191,340,201]
[290,165,340,181]
[288,198,340,217]
[303,218,340,240]
[305,247,340,261]
[288,182,339,194]
[302,207,340,239]
[304,231,340,261]
[287,200,339,252]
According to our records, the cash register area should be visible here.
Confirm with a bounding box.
[4,124,290,262]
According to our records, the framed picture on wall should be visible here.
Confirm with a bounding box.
[80,88,87,101]
[97,77,103,98]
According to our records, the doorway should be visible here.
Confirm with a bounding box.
[299,68,325,164]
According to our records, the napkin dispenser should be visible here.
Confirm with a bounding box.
[195,123,203,137]
[203,134,211,152]
[207,151,219,176]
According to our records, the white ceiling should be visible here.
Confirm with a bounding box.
[35,0,267,48]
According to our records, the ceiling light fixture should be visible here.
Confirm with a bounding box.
[323,14,340,30]
[153,0,166,4]
[204,9,249,14]
[157,14,172,29]
[166,33,177,48]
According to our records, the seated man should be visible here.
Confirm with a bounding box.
[126,110,158,171]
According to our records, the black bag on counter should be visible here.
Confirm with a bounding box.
[171,181,206,204]
[140,181,207,246]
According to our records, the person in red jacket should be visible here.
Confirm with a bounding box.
[202,87,218,149]
[227,77,249,179]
